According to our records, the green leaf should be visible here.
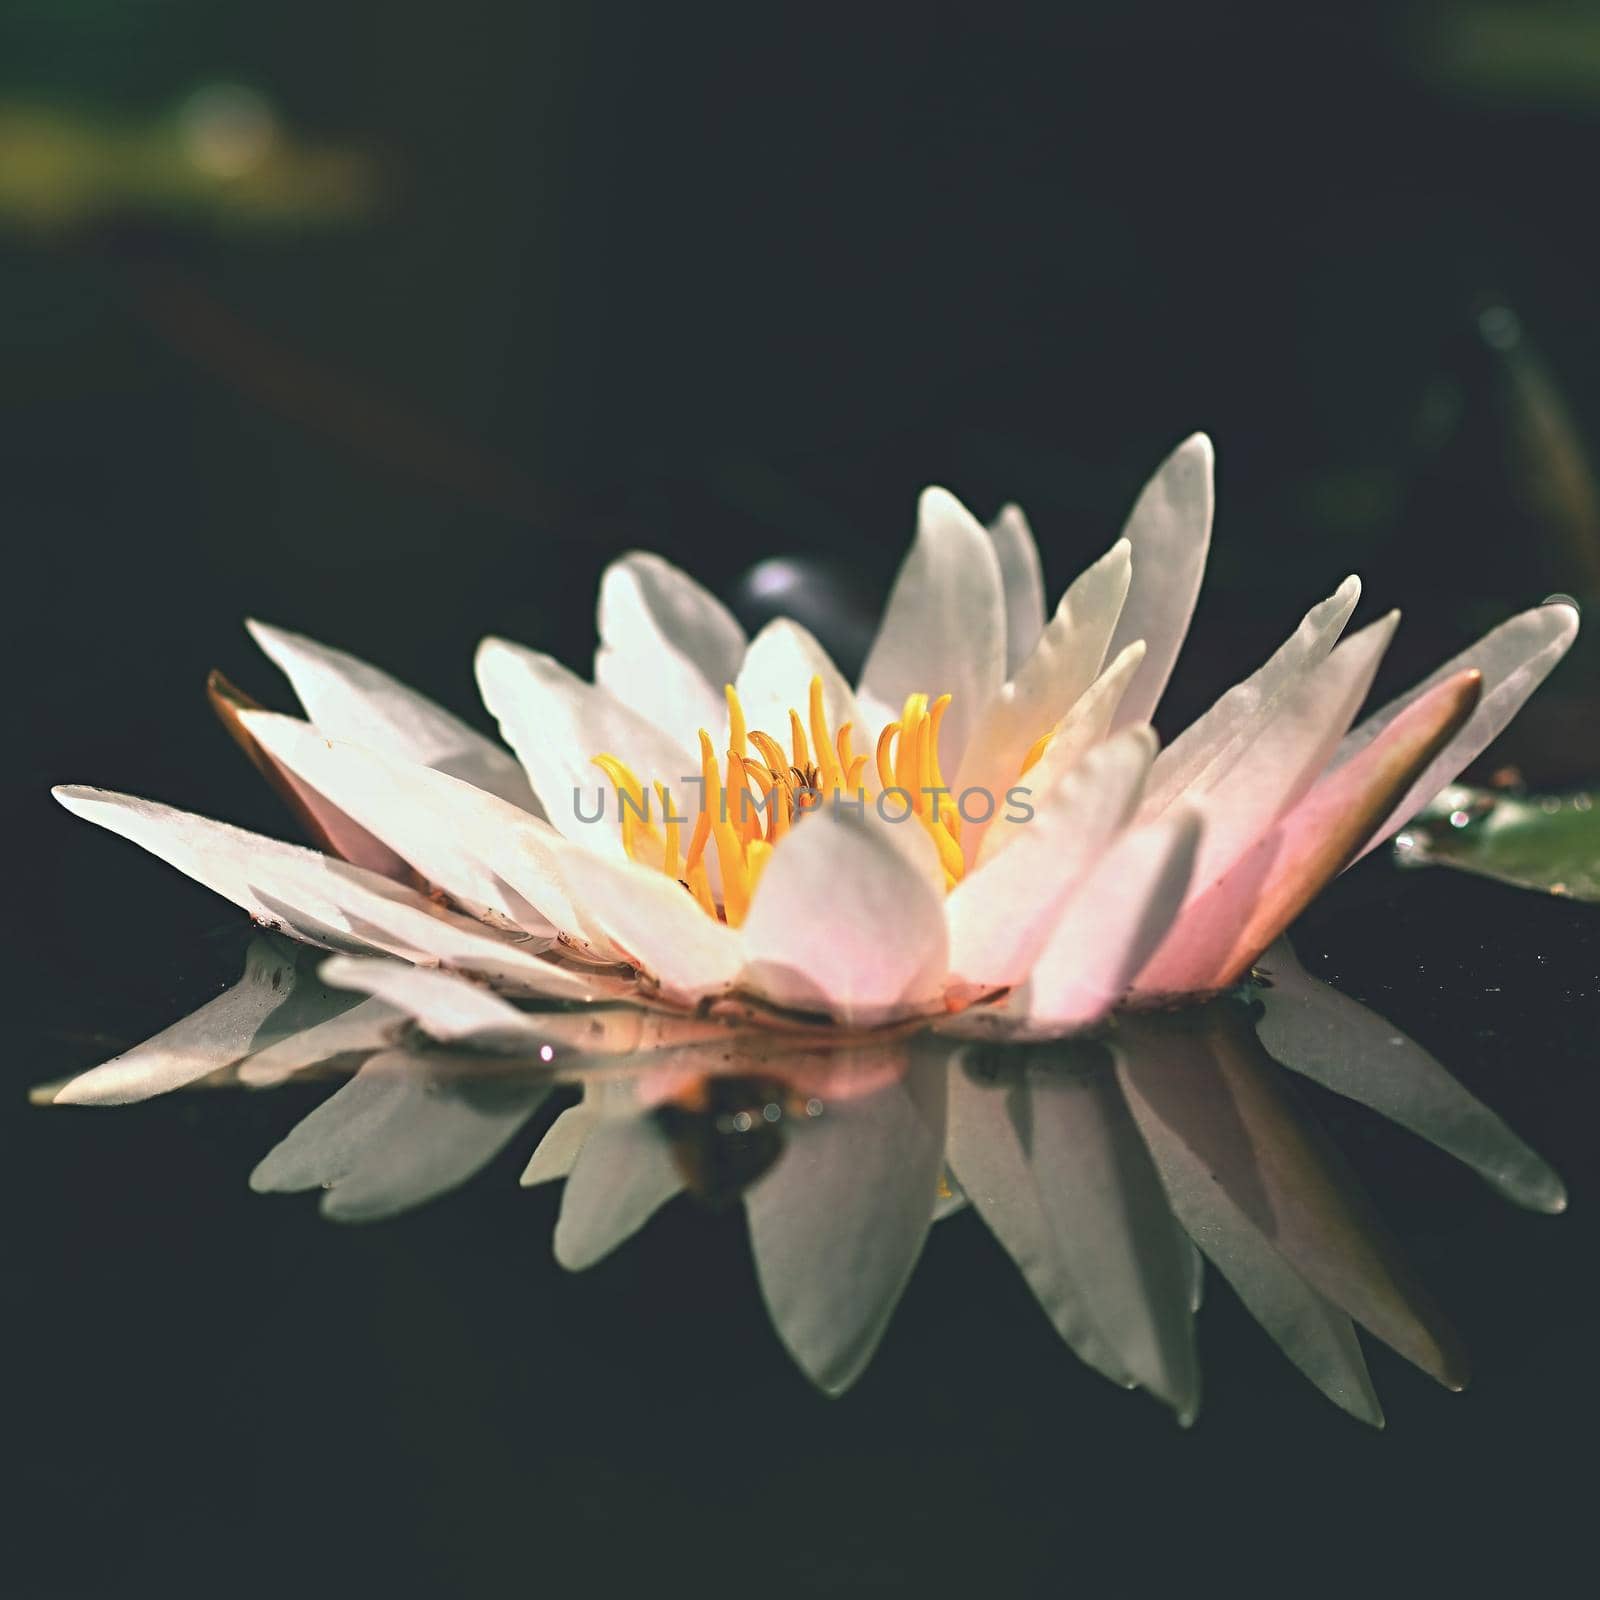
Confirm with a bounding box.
[1396,785,1600,901]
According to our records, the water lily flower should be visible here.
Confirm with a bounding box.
[52,434,1580,1101]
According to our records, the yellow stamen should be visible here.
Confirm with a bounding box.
[724,683,748,758]
[808,675,846,794]
[875,721,900,792]
[590,675,1063,925]
[699,729,749,925]
[749,729,789,778]
[926,694,959,839]
[745,838,774,900]
[895,693,927,802]
[592,753,663,864]
[654,781,680,880]
[684,858,716,917]
[683,803,711,875]
[789,709,809,770]
[1021,724,1057,775]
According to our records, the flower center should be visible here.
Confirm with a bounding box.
[593,675,1056,927]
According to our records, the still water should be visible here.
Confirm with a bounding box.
[17,861,1598,1593]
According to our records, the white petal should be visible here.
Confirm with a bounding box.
[594,551,747,754]
[988,503,1047,675]
[1253,939,1564,1212]
[978,639,1147,868]
[246,620,539,813]
[953,539,1132,859]
[945,727,1155,988]
[735,618,863,759]
[238,710,595,945]
[857,487,1007,770]
[554,848,743,1003]
[1114,1021,1384,1426]
[51,938,360,1105]
[235,996,398,1087]
[1337,601,1581,859]
[944,1052,1132,1385]
[250,1051,550,1222]
[746,1059,946,1395]
[1021,1057,1200,1419]
[520,1099,597,1186]
[1175,610,1398,899]
[740,806,947,1024]
[1022,810,1202,1030]
[318,955,547,1047]
[1104,434,1215,731]
[52,786,590,998]
[1117,1011,1468,1391]
[475,637,694,851]
[1142,575,1362,816]
[554,1113,682,1269]
[251,1051,418,1194]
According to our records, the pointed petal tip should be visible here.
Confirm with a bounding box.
[917,483,969,520]
[52,783,102,815]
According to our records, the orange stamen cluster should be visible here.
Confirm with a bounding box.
[594,675,1030,925]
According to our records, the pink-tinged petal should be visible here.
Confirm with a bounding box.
[735,619,862,761]
[946,727,1155,988]
[988,503,1047,676]
[1336,600,1581,860]
[740,807,947,1024]
[237,710,605,947]
[1110,1016,1385,1426]
[1020,809,1202,1032]
[1134,671,1481,996]
[594,551,747,755]
[51,786,593,999]
[475,637,693,852]
[954,539,1131,856]
[857,486,1007,770]
[977,639,1147,868]
[746,1061,946,1395]
[1174,610,1399,899]
[1142,576,1362,817]
[209,670,412,879]
[246,619,539,813]
[1105,433,1215,731]
[555,847,743,1003]
[49,939,361,1105]
[1117,1007,1469,1392]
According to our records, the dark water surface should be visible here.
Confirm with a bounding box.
[12,856,1598,1596]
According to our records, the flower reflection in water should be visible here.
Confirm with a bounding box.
[38,931,1561,1428]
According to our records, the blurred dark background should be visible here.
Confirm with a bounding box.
[7,3,1600,1595]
